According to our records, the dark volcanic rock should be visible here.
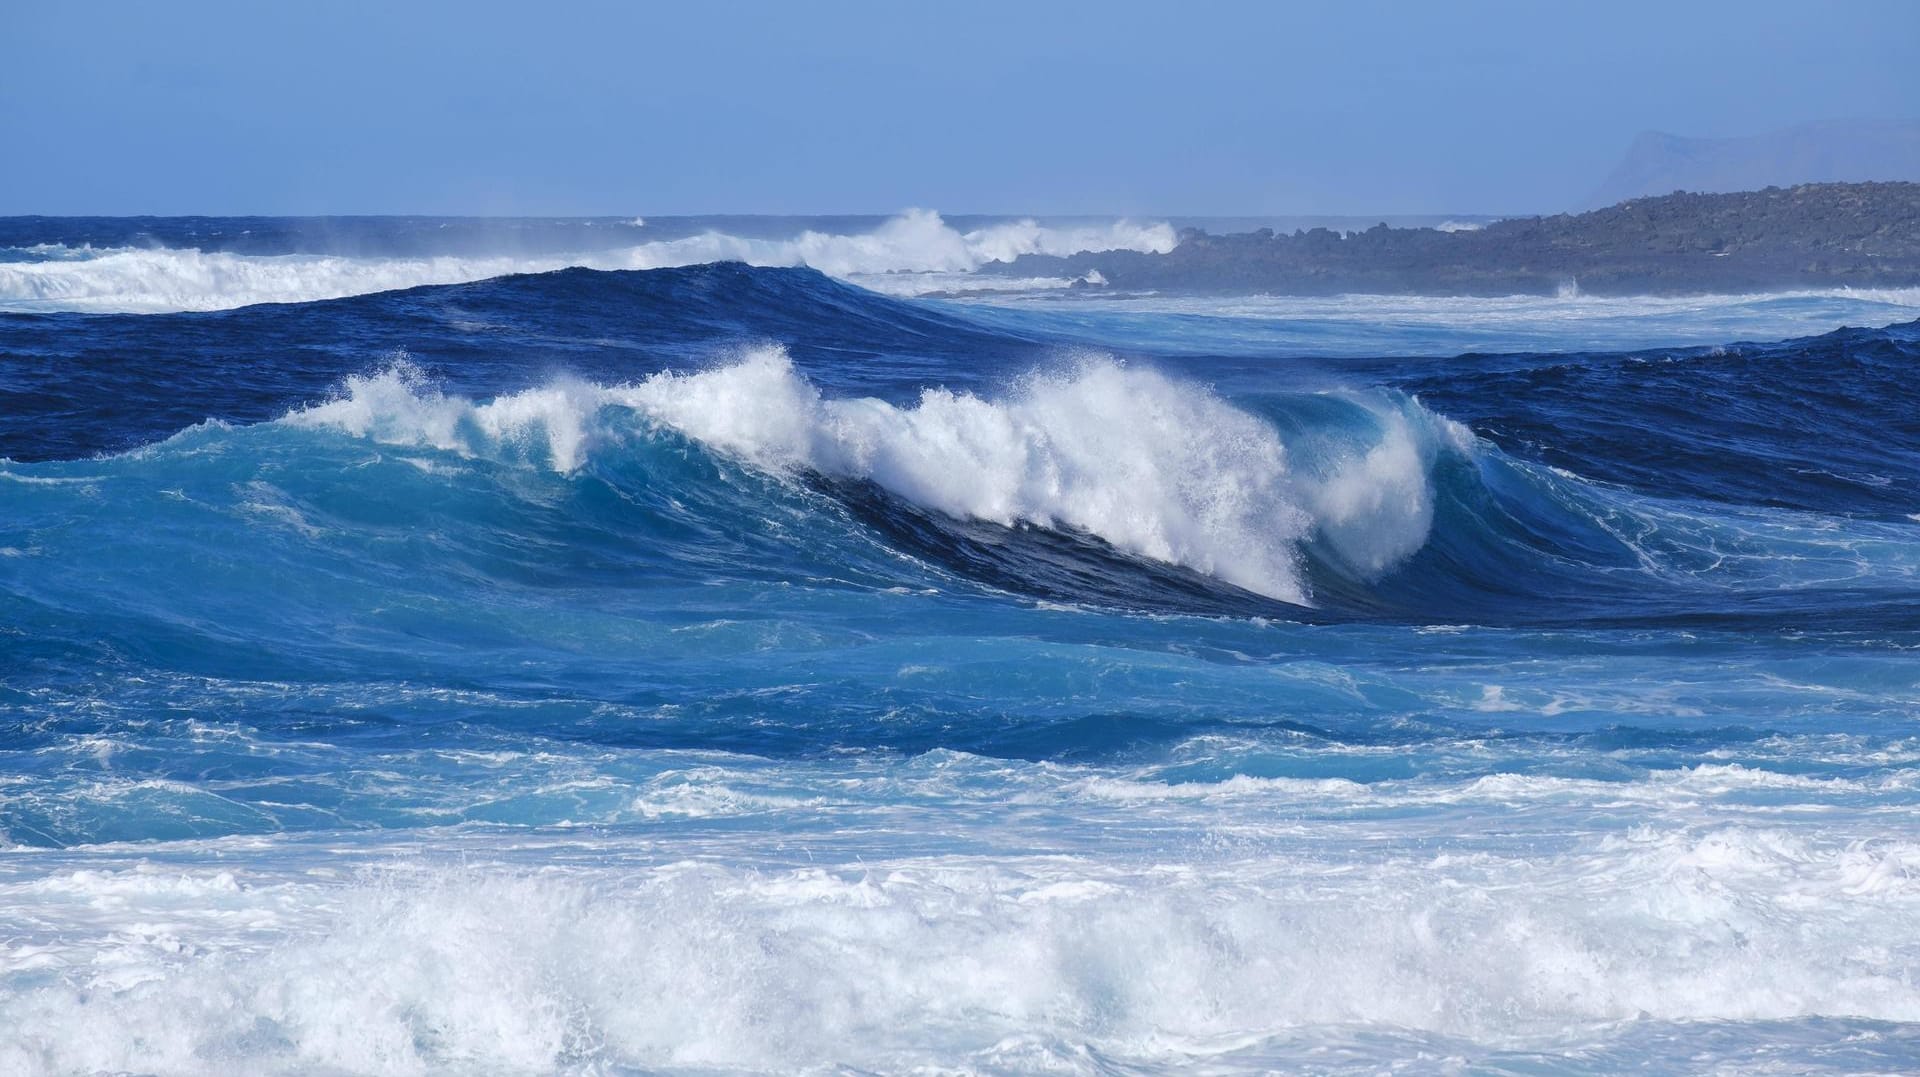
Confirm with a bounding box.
[985,183,1920,296]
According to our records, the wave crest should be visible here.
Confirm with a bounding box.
[0,211,1176,313]
[288,350,1458,605]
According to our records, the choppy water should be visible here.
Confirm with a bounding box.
[2,219,1919,1075]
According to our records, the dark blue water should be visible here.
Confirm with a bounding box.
[3,236,1919,1074]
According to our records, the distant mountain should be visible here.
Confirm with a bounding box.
[983,182,1920,297]
[1586,119,1920,208]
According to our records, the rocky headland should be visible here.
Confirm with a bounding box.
[985,182,1920,296]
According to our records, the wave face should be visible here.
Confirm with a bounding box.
[280,351,1470,606]
[0,210,1175,312]
[4,259,1920,1074]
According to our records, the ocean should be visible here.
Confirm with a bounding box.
[3,214,1919,1074]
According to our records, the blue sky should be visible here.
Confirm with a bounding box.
[6,0,1916,216]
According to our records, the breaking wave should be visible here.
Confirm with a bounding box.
[289,349,1467,607]
[0,210,1176,313]
[6,821,1918,1074]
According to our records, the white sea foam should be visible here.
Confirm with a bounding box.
[993,286,1920,324]
[0,211,1176,313]
[970,287,1920,358]
[288,350,1458,603]
[0,248,542,314]
[2,697,1916,1074]
[1,817,1914,1075]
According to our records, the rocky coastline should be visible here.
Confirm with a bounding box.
[984,182,1920,296]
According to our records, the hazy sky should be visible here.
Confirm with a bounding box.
[6,0,1917,216]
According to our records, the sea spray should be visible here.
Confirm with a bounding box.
[290,349,1471,604]
[0,211,1177,313]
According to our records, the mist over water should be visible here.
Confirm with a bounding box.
[3,221,1919,1074]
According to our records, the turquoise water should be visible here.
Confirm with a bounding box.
[2,226,1919,1073]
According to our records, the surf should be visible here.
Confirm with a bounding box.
[0,210,1177,313]
[12,336,1918,633]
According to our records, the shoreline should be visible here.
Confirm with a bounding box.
[983,182,1920,298]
